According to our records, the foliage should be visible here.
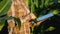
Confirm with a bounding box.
[0,0,21,31]
[24,0,60,17]
[24,0,60,34]
[45,26,55,31]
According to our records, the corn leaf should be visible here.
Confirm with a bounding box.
[34,0,38,8]
[40,0,44,8]
[31,0,35,13]
[44,0,49,7]
[14,18,21,29]
[0,20,5,31]
[0,0,12,16]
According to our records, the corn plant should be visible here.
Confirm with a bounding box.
[24,0,60,34]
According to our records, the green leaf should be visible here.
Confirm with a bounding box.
[31,0,35,13]
[44,0,49,7]
[52,10,59,15]
[58,0,60,3]
[14,18,21,29]
[44,0,54,7]
[40,0,44,8]
[34,0,38,8]
[0,20,5,31]
[0,0,12,16]
[0,14,12,20]
[45,26,55,31]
